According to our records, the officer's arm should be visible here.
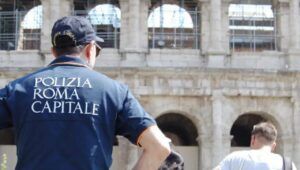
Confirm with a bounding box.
[133,125,171,170]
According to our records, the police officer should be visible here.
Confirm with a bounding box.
[0,16,171,170]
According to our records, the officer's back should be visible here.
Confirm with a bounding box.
[7,59,124,169]
[0,16,162,170]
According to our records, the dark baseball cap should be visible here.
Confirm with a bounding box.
[51,16,104,49]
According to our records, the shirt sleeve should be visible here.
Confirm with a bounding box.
[0,86,13,129]
[115,88,156,144]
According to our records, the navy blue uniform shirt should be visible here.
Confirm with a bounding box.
[0,56,156,170]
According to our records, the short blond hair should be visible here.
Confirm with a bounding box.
[251,122,277,144]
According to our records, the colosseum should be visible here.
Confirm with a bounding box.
[0,0,300,169]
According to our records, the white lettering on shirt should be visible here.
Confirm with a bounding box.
[31,77,99,116]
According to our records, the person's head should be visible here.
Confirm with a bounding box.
[51,16,103,68]
[250,122,277,151]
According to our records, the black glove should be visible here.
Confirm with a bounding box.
[158,150,184,170]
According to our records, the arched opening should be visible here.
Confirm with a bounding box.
[230,113,267,147]
[156,113,198,146]
[229,0,278,52]
[19,5,42,50]
[0,0,41,50]
[230,112,283,154]
[148,0,200,49]
[73,0,120,48]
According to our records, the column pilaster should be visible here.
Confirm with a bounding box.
[199,0,228,68]
[40,0,73,55]
[221,0,231,54]
[274,1,289,52]
[211,90,224,166]
[222,133,232,157]
[199,0,210,53]
[288,0,300,51]
[276,0,300,69]
[197,133,212,170]
[291,94,300,168]
[207,0,224,54]
[119,0,148,67]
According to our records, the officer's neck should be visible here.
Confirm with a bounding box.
[62,54,81,58]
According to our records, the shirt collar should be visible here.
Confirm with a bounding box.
[49,56,87,67]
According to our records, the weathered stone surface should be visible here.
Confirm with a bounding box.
[1,0,300,169]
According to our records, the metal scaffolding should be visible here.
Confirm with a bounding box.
[0,10,41,50]
[229,4,278,52]
[0,0,41,50]
[148,5,201,49]
[73,3,120,49]
[72,0,121,48]
[0,0,280,52]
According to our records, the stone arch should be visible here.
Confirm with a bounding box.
[222,96,294,155]
[18,4,42,50]
[73,0,121,48]
[151,107,203,169]
[147,0,201,49]
[224,97,292,137]
[229,111,283,153]
[0,0,42,50]
[153,108,204,138]
[156,112,198,146]
[148,4,194,29]
[87,4,121,28]
[149,0,199,11]
[231,113,267,146]
[73,0,120,11]
[228,111,283,137]
[140,96,211,146]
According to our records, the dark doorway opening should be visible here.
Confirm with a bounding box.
[230,113,267,147]
[156,113,198,146]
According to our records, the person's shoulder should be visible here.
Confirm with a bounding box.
[227,150,251,158]
[8,67,49,86]
[89,70,126,87]
[222,150,254,163]
[258,151,283,162]
[85,70,129,95]
[219,150,250,169]
[89,70,115,81]
[269,152,283,158]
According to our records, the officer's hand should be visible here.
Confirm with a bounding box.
[158,150,184,170]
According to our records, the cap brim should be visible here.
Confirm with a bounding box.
[95,36,104,43]
[95,42,102,51]
[95,36,104,52]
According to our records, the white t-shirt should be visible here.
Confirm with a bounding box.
[219,150,297,170]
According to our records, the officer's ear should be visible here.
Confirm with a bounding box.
[84,42,96,60]
[83,42,96,68]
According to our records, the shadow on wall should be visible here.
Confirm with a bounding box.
[156,113,198,146]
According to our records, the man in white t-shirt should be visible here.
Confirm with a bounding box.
[214,122,297,170]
